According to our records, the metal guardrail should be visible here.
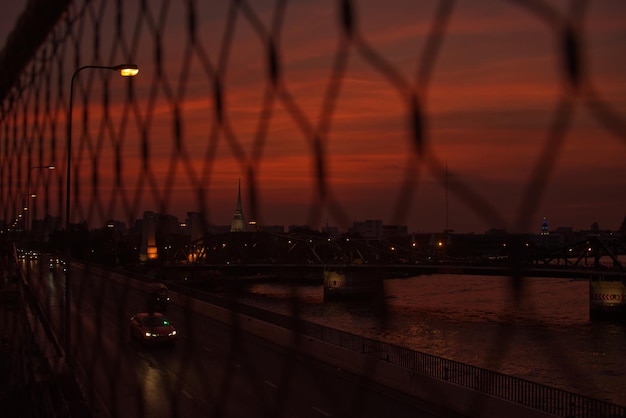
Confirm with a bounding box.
[300,324,626,418]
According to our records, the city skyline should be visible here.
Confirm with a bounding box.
[16,205,624,237]
[5,167,624,236]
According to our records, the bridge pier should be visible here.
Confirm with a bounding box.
[322,268,384,300]
[589,278,626,320]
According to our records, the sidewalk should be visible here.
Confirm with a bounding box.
[0,271,27,416]
[0,263,90,418]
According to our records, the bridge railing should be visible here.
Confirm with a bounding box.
[305,323,625,418]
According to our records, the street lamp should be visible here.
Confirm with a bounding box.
[26,165,55,236]
[65,63,139,355]
[65,64,139,238]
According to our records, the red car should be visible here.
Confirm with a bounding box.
[129,312,177,344]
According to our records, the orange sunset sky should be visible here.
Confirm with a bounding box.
[2,0,625,234]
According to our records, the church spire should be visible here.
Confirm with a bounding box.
[230,178,246,232]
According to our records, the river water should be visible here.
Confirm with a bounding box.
[231,274,626,406]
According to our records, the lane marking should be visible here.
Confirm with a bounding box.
[264,380,277,389]
[181,389,194,399]
[202,345,212,353]
[312,406,331,416]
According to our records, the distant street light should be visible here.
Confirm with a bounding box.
[26,165,55,236]
[64,63,139,356]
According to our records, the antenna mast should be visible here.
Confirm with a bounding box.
[445,164,449,232]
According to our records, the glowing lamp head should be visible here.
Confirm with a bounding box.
[113,64,139,77]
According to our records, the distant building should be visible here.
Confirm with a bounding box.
[351,220,383,238]
[31,214,62,242]
[261,225,285,234]
[158,213,180,237]
[322,224,340,237]
[139,211,158,261]
[382,224,408,237]
[186,212,204,241]
[248,220,259,232]
[288,224,314,233]
[105,219,126,233]
[540,217,549,235]
[554,226,574,243]
[208,224,231,235]
[348,219,409,238]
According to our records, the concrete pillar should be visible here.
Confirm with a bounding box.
[589,279,626,320]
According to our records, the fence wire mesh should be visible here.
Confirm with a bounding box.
[1,0,625,417]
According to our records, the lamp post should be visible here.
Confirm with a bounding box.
[64,63,139,355]
[20,195,29,229]
[26,165,55,237]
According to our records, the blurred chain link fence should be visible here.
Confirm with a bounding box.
[1,0,625,417]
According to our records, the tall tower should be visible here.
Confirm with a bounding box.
[230,179,246,232]
[540,217,549,235]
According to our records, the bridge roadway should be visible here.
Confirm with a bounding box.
[25,258,470,418]
[25,258,626,418]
